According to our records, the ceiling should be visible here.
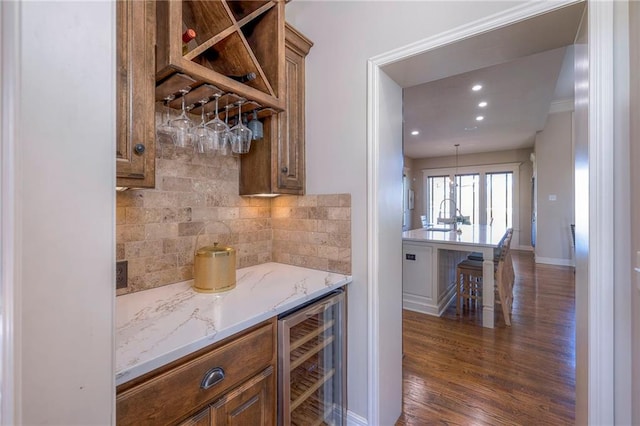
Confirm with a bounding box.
[381,2,585,159]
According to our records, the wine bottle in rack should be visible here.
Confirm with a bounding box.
[226,72,256,83]
[182,28,196,55]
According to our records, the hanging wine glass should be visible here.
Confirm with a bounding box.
[170,88,194,149]
[190,98,214,154]
[247,109,263,140]
[224,103,237,154]
[205,93,229,155]
[230,99,252,154]
[156,94,177,145]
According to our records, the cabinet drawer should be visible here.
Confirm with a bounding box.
[117,320,275,426]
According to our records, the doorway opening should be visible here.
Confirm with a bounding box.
[367,0,619,424]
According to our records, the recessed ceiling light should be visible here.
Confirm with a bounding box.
[464,126,478,131]
[472,84,483,91]
[478,101,488,108]
[476,116,484,121]
[411,130,419,136]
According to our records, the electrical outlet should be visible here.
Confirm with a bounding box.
[116,260,128,289]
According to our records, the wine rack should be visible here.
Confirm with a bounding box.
[156,0,285,111]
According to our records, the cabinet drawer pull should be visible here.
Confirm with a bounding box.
[200,367,225,390]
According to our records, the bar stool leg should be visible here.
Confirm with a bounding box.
[456,267,461,315]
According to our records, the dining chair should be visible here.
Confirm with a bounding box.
[455,228,514,325]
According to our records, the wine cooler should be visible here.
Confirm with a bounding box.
[278,290,347,426]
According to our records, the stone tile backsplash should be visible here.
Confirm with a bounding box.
[116,143,351,295]
[272,194,351,274]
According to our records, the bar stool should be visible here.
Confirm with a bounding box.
[456,259,484,314]
[456,228,514,325]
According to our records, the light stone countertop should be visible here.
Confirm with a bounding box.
[116,262,352,386]
[402,224,507,247]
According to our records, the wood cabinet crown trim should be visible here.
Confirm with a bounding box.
[284,23,314,56]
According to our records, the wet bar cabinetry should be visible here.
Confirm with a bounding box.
[115,264,352,426]
[116,320,276,426]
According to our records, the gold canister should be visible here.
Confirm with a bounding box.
[193,243,236,293]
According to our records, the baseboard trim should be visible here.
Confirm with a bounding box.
[403,289,455,317]
[515,245,534,252]
[535,256,575,267]
[403,295,438,316]
[347,410,368,426]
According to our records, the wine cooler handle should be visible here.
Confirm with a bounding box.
[200,367,225,390]
[305,300,334,317]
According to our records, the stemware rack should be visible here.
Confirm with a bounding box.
[155,73,277,123]
[155,0,285,112]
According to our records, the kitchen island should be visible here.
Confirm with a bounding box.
[116,262,352,386]
[402,224,507,328]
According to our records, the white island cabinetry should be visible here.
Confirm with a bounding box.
[402,243,435,314]
[402,225,507,328]
[402,242,463,316]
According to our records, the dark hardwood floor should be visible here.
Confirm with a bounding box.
[397,250,575,425]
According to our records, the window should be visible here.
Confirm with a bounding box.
[455,174,480,224]
[423,163,519,241]
[486,172,513,228]
[425,175,449,225]
[425,174,479,225]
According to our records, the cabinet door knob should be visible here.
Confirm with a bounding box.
[281,166,288,174]
[200,367,225,390]
[134,144,146,155]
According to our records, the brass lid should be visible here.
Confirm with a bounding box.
[196,243,234,257]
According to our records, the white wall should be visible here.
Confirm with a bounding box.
[14,2,115,424]
[534,110,575,265]
[285,1,533,422]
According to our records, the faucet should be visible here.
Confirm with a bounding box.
[437,198,463,231]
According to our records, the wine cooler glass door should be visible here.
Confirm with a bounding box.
[278,290,346,426]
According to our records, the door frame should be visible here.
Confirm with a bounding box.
[366,0,616,424]
[1,1,20,424]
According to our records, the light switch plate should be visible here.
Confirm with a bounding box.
[116,260,128,289]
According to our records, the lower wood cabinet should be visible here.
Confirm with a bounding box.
[210,366,274,425]
[177,367,274,426]
[177,407,211,426]
[116,319,276,426]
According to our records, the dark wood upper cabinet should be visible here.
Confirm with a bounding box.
[239,23,312,196]
[116,1,308,196]
[116,0,156,188]
[278,23,313,194]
